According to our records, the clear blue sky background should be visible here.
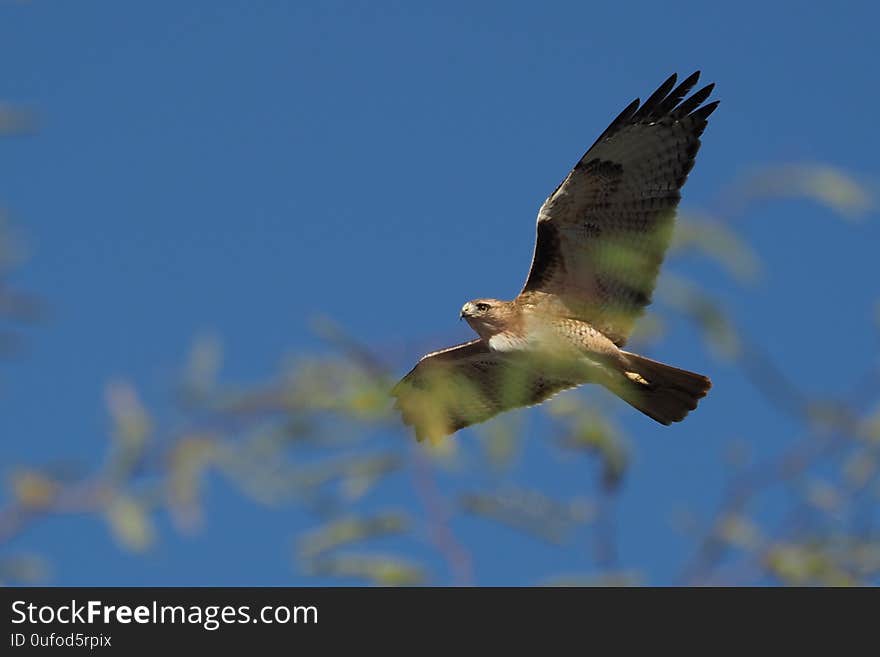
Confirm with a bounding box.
[1,1,877,585]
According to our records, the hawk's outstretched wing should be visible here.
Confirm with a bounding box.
[391,339,577,441]
[519,71,719,345]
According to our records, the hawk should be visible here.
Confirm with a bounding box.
[392,72,716,441]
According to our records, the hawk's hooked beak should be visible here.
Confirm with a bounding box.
[460,303,471,321]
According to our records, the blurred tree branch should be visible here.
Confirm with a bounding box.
[0,136,877,585]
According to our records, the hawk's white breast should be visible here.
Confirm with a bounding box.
[488,332,530,352]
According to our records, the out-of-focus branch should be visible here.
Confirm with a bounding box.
[3,161,877,586]
[410,447,474,585]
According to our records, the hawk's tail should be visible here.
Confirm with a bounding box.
[613,351,711,425]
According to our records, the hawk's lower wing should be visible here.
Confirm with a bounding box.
[391,339,578,441]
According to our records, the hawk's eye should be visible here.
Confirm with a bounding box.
[475,303,490,312]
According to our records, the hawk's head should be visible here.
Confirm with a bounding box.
[460,298,518,340]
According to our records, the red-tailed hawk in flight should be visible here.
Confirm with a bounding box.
[392,72,716,441]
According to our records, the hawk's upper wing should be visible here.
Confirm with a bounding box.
[391,339,577,441]
[519,72,719,345]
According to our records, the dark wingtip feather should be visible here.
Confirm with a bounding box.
[589,73,718,149]
[690,99,720,122]
[590,97,640,148]
[611,98,641,130]
[678,70,702,91]
[655,71,701,117]
[673,82,716,119]
[633,73,677,121]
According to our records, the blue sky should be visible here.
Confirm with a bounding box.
[1,1,877,585]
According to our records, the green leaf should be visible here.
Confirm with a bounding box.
[105,495,155,552]
[296,513,409,560]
